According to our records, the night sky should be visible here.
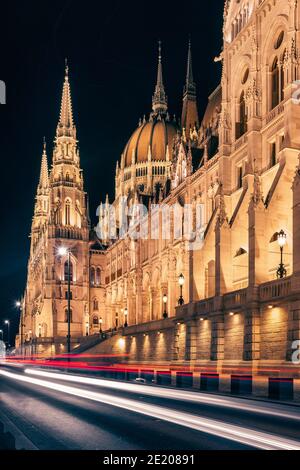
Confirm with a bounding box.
[0,0,223,343]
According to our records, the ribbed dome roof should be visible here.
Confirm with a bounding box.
[123,116,179,167]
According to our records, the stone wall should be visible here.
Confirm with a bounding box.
[260,307,288,361]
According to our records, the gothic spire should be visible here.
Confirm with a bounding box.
[56,59,76,139]
[152,41,168,115]
[184,39,196,98]
[37,137,49,195]
[181,39,199,136]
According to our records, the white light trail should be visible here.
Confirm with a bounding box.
[1,369,300,450]
[24,368,300,422]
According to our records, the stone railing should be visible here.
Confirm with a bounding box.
[234,133,247,151]
[50,226,84,240]
[264,102,284,126]
[123,318,174,335]
[259,276,292,302]
[189,297,215,318]
[223,288,247,311]
[176,277,292,320]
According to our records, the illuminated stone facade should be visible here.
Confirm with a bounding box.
[18,0,300,384]
[100,0,300,379]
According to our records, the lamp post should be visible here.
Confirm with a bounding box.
[178,274,185,306]
[163,294,168,319]
[4,320,10,348]
[99,317,103,334]
[276,230,287,279]
[58,247,71,358]
[16,301,24,357]
[124,308,128,328]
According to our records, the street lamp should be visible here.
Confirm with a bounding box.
[4,320,10,348]
[163,294,168,319]
[178,274,185,306]
[99,317,103,334]
[16,300,24,357]
[58,246,71,357]
[276,230,287,279]
[124,308,128,328]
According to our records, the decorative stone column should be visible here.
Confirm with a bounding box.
[168,253,178,318]
[135,271,142,325]
[215,184,231,296]
[248,170,267,287]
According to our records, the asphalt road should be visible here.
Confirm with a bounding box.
[0,363,299,450]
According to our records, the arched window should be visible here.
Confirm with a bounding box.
[64,260,73,282]
[65,200,71,225]
[236,91,247,139]
[93,299,99,311]
[54,199,61,225]
[280,51,286,101]
[271,57,280,109]
[96,267,101,286]
[65,308,73,323]
[237,166,243,189]
[90,267,95,286]
[66,173,70,182]
[93,315,99,325]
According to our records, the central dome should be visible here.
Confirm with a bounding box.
[124,116,179,167]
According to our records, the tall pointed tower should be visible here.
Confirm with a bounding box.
[45,63,90,342]
[181,40,199,140]
[30,139,49,255]
[48,63,89,234]
[152,40,168,116]
[21,140,50,345]
[21,64,92,351]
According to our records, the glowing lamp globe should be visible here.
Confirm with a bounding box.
[58,247,68,257]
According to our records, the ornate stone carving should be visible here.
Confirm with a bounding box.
[245,79,261,104]
[216,183,227,227]
[252,167,264,207]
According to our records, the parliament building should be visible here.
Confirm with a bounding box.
[18,0,300,397]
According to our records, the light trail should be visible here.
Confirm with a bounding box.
[24,368,300,422]
[0,369,299,450]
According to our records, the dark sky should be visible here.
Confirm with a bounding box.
[0,0,223,343]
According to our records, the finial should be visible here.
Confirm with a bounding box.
[152,39,168,115]
[43,136,46,152]
[158,40,162,62]
[65,58,69,78]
